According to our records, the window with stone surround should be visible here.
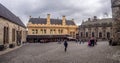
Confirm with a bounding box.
[44,29,46,34]
[58,29,60,34]
[99,32,102,38]
[86,32,88,37]
[41,29,43,34]
[92,32,94,37]
[61,29,63,34]
[12,29,15,42]
[81,32,83,37]
[50,29,52,34]
[32,29,34,34]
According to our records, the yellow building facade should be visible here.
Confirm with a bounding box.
[27,14,78,42]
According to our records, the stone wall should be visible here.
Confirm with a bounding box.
[0,17,26,45]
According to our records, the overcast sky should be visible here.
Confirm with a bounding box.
[0,0,112,25]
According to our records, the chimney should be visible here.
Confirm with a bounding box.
[62,15,66,25]
[94,16,97,20]
[38,16,40,18]
[47,14,50,25]
[29,16,32,18]
[93,16,97,21]
[72,18,74,21]
[88,18,91,21]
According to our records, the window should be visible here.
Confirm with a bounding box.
[50,29,52,34]
[81,32,83,37]
[32,29,34,34]
[92,32,94,37]
[54,29,56,34]
[61,29,63,34]
[44,29,46,34]
[99,32,102,38]
[86,32,88,37]
[107,32,110,39]
[36,29,38,34]
[41,29,43,34]
[58,29,60,34]
[12,29,15,42]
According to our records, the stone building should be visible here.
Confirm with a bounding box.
[27,14,78,42]
[111,0,120,44]
[0,3,26,50]
[79,16,113,41]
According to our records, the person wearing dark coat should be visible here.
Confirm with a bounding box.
[64,41,68,52]
[90,39,95,46]
[109,38,112,45]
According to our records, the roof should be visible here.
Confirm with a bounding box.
[0,3,25,28]
[81,18,113,26]
[29,18,76,25]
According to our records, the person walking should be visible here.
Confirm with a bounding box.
[64,40,68,52]
[90,38,95,46]
[109,38,112,46]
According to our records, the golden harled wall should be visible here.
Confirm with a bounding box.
[27,22,78,38]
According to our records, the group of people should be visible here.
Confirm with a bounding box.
[62,38,97,52]
[88,38,97,47]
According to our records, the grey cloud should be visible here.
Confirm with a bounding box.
[0,0,112,25]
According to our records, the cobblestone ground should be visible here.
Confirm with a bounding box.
[0,41,120,63]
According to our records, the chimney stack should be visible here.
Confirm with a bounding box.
[72,18,74,21]
[47,14,50,25]
[94,16,97,19]
[88,18,91,21]
[38,16,40,18]
[62,15,66,25]
[93,16,97,21]
[29,16,32,18]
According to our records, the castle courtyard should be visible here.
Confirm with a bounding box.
[0,41,120,63]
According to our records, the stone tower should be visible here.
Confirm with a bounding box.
[111,0,120,44]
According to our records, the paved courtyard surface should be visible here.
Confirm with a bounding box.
[0,41,120,63]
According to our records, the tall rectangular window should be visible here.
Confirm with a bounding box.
[92,32,94,37]
[86,32,88,37]
[32,29,34,34]
[50,29,52,34]
[44,29,46,34]
[99,32,102,38]
[12,29,15,42]
[81,32,83,37]
[58,29,60,34]
[36,29,38,34]
[61,29,63,34]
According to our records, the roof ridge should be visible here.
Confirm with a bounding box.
[0,3,25,27]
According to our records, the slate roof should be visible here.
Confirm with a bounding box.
[29,18,76,25]
[81,18,113,25]
[0,3,25,28]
